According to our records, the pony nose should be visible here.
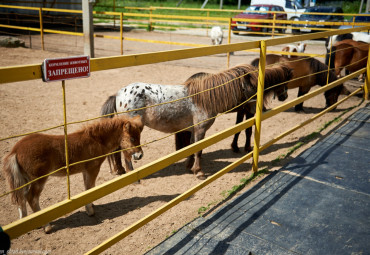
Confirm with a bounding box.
[133,152,143,160]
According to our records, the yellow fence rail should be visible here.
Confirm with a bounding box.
[1,4,370,56]
[0,20,369,255]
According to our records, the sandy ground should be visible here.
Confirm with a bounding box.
[0,29,366,254]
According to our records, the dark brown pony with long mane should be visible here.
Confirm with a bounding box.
[2,116,143,233]
[327,39,368,82]
[251,55,345,111]
[229,55,346,153]
[177,64,291,164]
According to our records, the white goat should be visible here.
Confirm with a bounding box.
[282,42,307,58]
[210,26,223,45]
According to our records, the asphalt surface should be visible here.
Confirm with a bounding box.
[146,103,370,255]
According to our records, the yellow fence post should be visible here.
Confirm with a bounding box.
[227,18,232,68]
[39,7,44,51]
[326,35,333,85]
[271,13,276,38]
[120,12,123,55]
[364,47,370,100]
[62,80,71,199]
[252,40,266,173]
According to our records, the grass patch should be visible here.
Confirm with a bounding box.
[272,103,361,165]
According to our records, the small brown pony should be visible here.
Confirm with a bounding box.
[327,39,369,82]
[2,115,143,233]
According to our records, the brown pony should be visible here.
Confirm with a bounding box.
[251,55,345,111]
[327,39,369,82]
[2,115,144,233]
[229,55,346,153]
[178,64,291,161]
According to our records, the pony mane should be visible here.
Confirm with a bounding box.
[79,116,134,138]
[185,64,292,115]
[308,57,337,85]
[184,64,258,115]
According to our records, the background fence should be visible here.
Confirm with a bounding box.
[1,4,370,57]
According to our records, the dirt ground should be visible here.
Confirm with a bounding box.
[0,30,366,254]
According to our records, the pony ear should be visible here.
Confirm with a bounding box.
[124,122,131,132]
[131,115,144,131]
[282,46,289,52]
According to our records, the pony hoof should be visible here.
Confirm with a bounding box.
[86,204,95,216]
[196,172,207,180]
[231,145,240,153]
[185,157,195,169]
[244,146,253,153]
[112,167,126,175]
[44,225,53,234]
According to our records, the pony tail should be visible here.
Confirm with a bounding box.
[2,154,29,205]
[329,46,336,70]
[101,95,117,118]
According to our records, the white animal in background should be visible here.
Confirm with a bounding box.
[282,42,307,58]
[326,32,370,51]
[210,26,223,45]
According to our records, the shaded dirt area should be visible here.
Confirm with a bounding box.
[0,30,366,254]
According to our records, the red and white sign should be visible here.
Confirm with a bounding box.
[42,55,90,82]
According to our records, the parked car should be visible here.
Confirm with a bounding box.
[251,0,307,20]
[338,12,370,31]
[231,4,287,34]
[292,6,344,34]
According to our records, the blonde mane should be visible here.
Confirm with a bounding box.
[184,64,292,115]
[184,64,258,116]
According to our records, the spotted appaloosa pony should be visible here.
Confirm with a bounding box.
[2,116,143,233]
[327,39,369,82]
[282,42,307,58]
[101,64,291,179]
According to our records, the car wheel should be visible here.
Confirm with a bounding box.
[278,25,286,34]
[291,17,300,35]
[232,31,240,35]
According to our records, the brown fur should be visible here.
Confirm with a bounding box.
[184,64,292,116]
[251,54,344,111]
[2,115,143,231]
[332,39,368,78]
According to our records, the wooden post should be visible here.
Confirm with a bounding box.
[82,0,95,57]
[39,8,44,51]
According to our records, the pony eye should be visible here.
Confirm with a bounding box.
[130,137,135,142]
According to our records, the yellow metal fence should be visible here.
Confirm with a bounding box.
[0,25,369,254]
[1,4,370,56]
